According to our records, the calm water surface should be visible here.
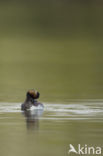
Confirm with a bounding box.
[0,100,103,156]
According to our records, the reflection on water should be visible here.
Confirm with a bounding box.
[0,101,103,156]
[22,109,44,131]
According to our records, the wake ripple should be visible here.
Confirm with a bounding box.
[0,101,103,120]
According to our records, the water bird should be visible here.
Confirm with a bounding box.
[21,89,44,111]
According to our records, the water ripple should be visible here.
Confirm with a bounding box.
[0,101,103,120]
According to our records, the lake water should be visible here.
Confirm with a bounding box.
[0,1,103,156]
[0,100,103,156]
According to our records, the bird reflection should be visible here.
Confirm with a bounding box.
[22,109,44,131]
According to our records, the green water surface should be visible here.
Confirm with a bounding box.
[0,1,103,156]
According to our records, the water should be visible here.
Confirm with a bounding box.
[0,101,103,156]
[0,1,103,156]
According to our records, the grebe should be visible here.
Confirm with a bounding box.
[21,89,44,111]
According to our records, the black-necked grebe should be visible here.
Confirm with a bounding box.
[21,89,44,111]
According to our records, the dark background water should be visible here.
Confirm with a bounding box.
[0,0,103,102]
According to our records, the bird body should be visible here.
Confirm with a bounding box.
[21,89,44,111]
